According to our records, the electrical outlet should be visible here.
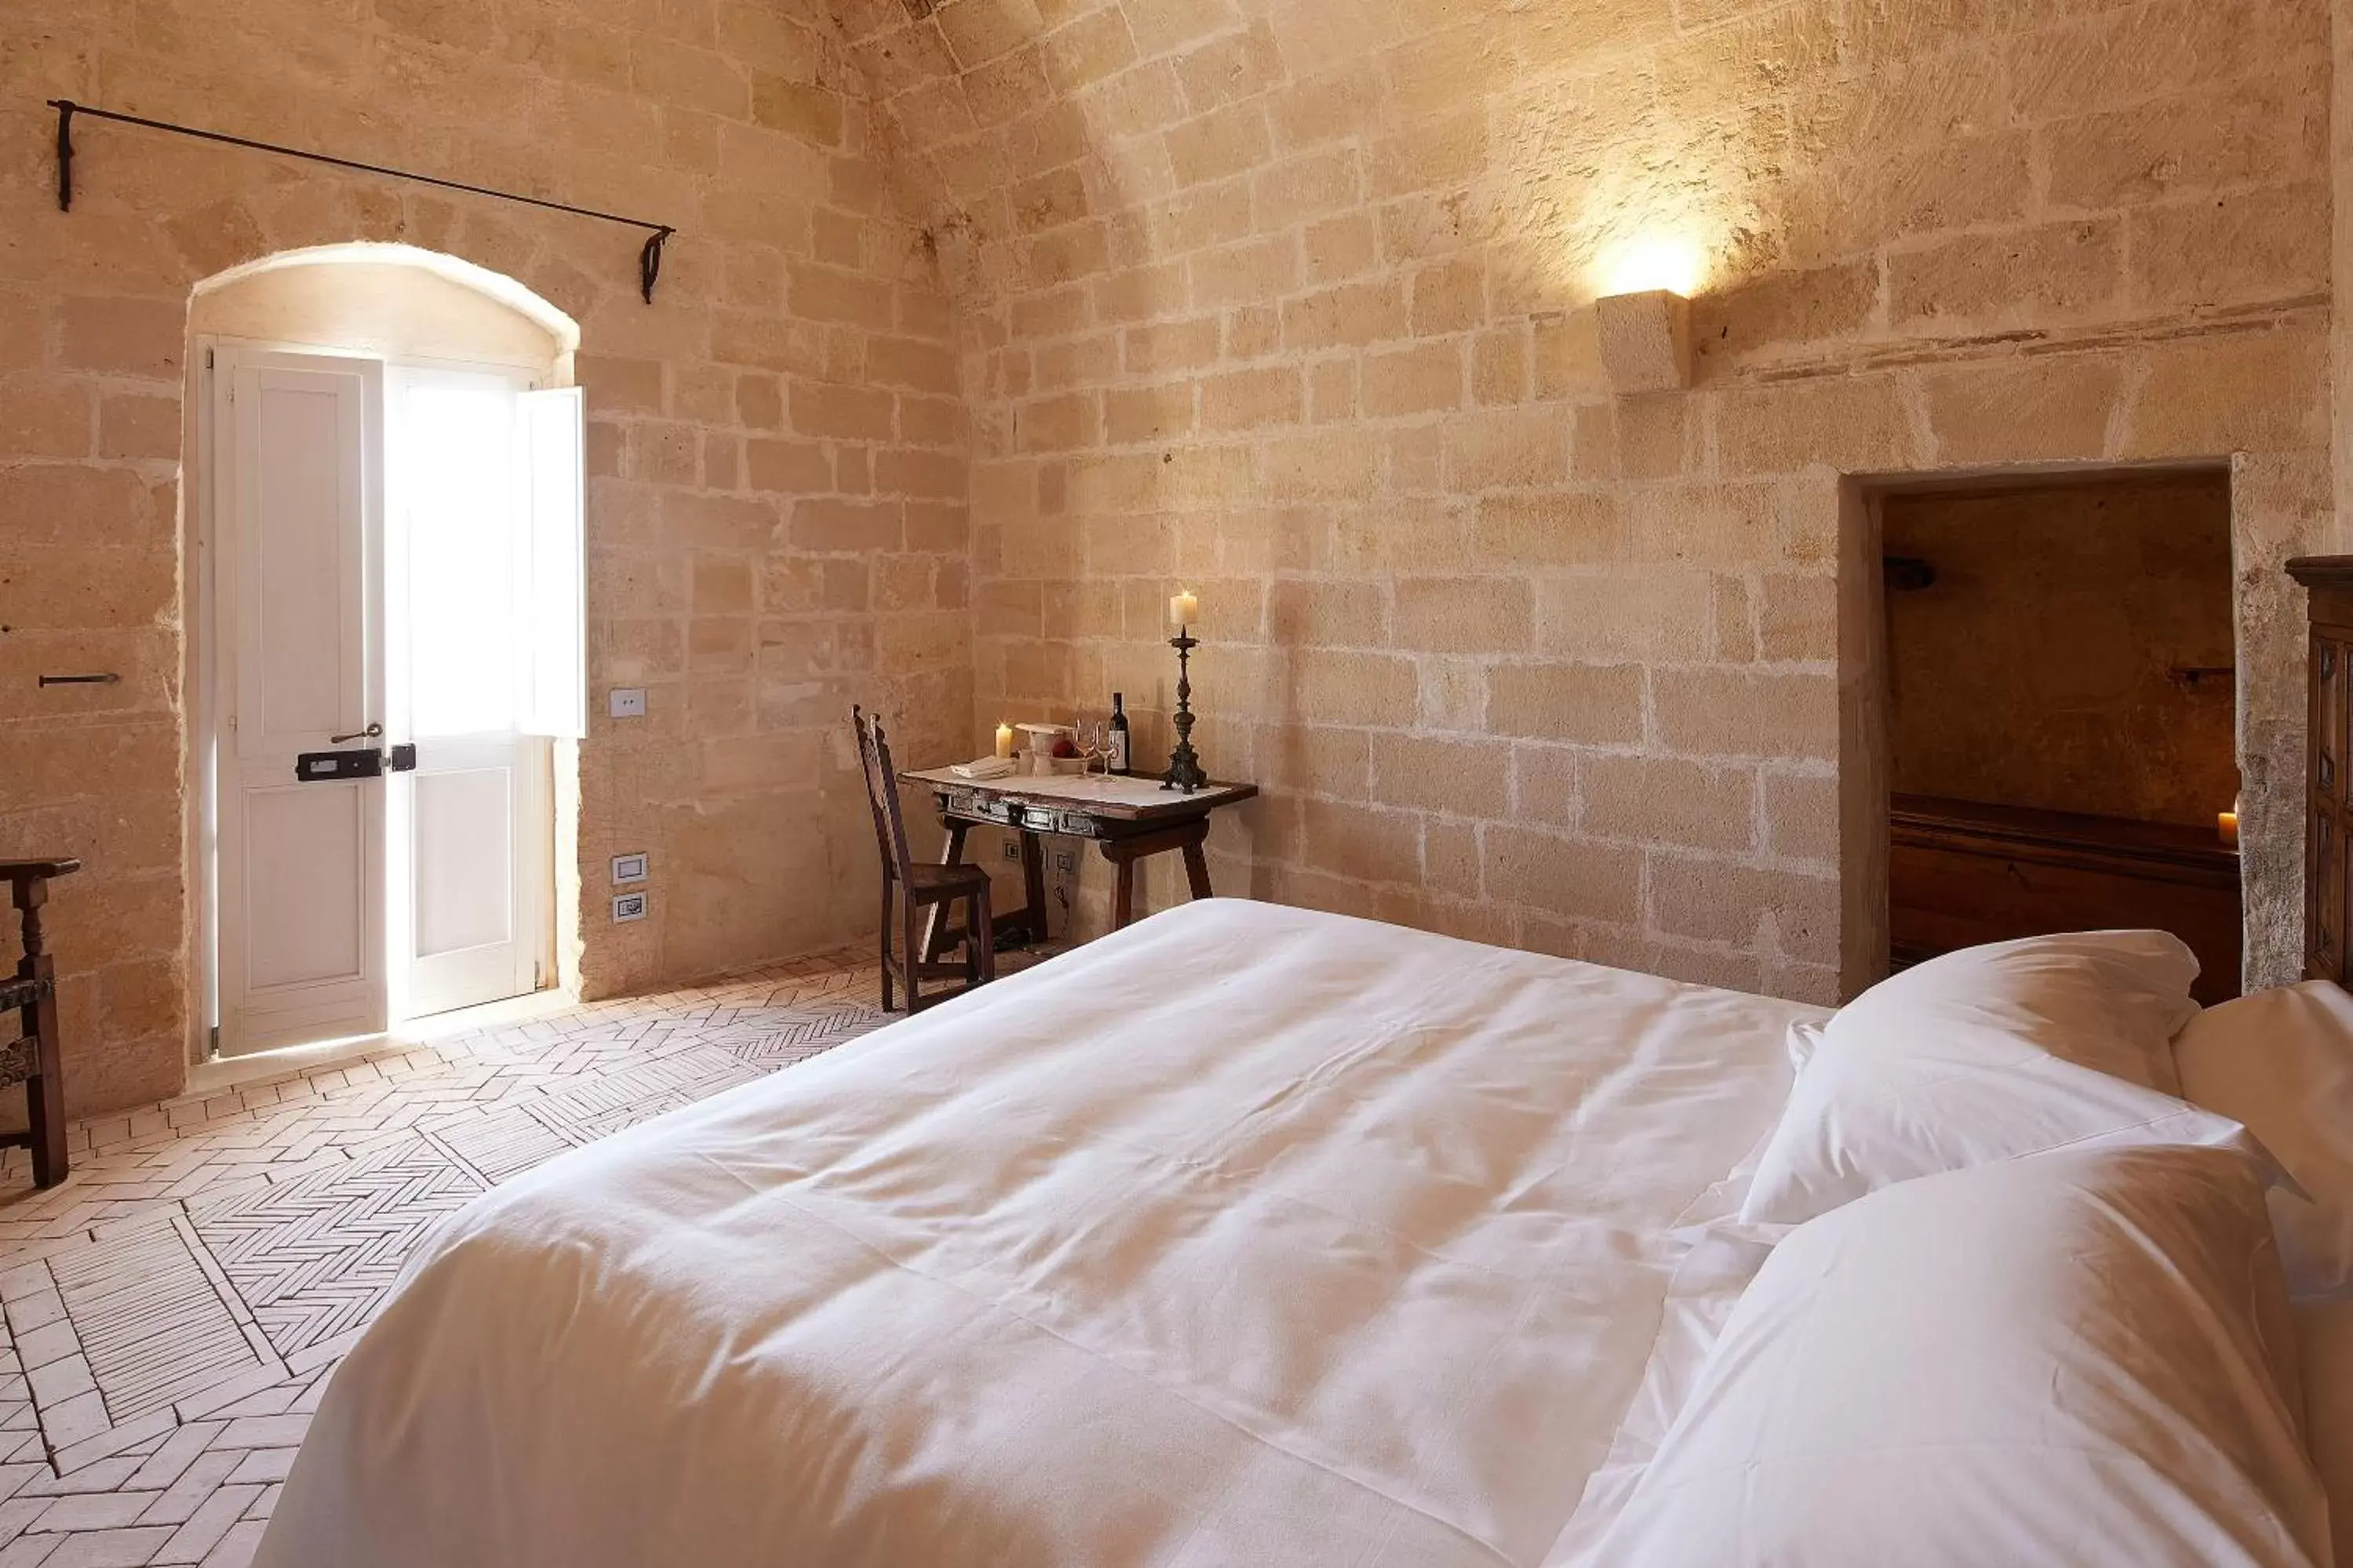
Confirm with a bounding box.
[612,891,648,922]
[608,687,647,719]
[611,853,648,883]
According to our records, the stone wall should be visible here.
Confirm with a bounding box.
[2,0,2341,1113]
[836,0,2333,1001]
[0,0,967,1111]
[1883,474,2238,830]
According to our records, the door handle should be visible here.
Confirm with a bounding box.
[330,722,383,744]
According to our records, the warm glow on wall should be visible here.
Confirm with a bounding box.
[1597,233,1707,299]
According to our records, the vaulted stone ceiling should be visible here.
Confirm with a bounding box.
[814,0,2324,360]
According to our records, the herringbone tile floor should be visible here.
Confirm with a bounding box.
[0,948,891,1566]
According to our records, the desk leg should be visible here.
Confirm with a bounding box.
[1018,831,1049,944]
[920,819,971,962]
[1099,819,1210,931]
[1111,853,1136,930]
[1181,834,1214,900]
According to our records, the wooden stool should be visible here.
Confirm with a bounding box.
[0,860,78,1188]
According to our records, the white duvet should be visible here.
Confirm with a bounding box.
[257,899,1816,1568]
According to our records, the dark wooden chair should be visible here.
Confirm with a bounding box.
[0,860,77,1188]
[852,708,994,1013]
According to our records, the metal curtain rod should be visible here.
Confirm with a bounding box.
[46,99,676,303]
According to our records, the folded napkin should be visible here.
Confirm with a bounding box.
[949,756,1017,780]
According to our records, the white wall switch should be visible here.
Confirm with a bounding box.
[609,687,647,719]
[612,891,649,922]
[611,853,649,884]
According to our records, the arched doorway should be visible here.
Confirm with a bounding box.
[184,246,585,1057]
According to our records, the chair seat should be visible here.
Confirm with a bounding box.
[905,861,993,894]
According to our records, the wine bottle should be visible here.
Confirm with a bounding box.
[1108,693,1131,775]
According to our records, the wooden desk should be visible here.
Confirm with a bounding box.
[900,769,1258,950]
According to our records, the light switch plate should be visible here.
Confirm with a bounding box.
[610,853,648,884]
[612,892,648,922]
[609,687,647,719]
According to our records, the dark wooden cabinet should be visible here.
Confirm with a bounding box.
[1889,796,2242,1005]
[2289,557,2353,986]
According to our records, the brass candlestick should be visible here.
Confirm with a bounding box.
[1163,629,1207,794]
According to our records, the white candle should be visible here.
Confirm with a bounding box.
[994,721,1015,760]
[1169,589,1200,629]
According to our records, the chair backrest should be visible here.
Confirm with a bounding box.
[851,707,916,887]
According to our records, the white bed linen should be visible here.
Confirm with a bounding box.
[255,899,1818,1568]
[2293,1299,2353,1566]
[1593,1145,2328,1567]
[2176,981,2353,1299]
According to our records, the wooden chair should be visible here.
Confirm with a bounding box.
[0,860,77,1188]
[852,708,994,1013]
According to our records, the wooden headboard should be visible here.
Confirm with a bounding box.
[2288,557,2353,986]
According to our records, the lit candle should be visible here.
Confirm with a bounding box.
[1169,589,1200,630]
[995,721,1015,760]
[2218,810,2238,847]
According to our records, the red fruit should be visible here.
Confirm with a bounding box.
[1051,734,1076,758]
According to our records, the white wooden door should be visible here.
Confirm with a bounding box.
[214,351,387,1055]
[384,369,576,1020]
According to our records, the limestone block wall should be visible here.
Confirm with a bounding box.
[839,0,2334,1002]
[0,0,967,1111]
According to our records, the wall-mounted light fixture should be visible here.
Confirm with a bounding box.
[1597,288,1692,395]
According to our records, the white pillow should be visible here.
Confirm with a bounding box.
[1743,930,2231,1227]
[1847,930,2200,1092]
[2293,1298,2353,1568]
[2175,980,2353,1299]
[1601,1146,2328,1568]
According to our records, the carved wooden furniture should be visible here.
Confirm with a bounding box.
[898,768,1258,949]
[0,859,78,1188]
[1889,795,2241,1005]
[853,709,995,1014]
[2291,556,2353,984]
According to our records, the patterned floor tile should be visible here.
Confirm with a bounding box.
[48,1228,261,1434]
[188,1140,486,1359]
[0,952,892,1563]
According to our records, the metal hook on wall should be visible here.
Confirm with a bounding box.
[54,99,73,212]
[639,227,672,306]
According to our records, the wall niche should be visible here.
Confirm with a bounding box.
[1881,470,2244,1001]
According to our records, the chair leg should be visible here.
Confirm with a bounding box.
[878,882,896,1013]
[27,985,64,1189]
[904,900,927,1014]
[963,888,983,988]
[972,883,996,984]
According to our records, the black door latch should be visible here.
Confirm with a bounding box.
[294,744,419,782]
[295,750,381,781]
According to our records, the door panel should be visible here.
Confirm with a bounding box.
[250,381,358,737]
[242,786,367,990]
[415,768,513,958]
[385,366,554,1021]
[215,352,387,1055]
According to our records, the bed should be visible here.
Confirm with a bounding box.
[253,898,1821,1567]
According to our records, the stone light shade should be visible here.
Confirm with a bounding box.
[1597,288,1693,395]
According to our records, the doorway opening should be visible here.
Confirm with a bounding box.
[187,247,585,1058]
[1873,469,2243,1002]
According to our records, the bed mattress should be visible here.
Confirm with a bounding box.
[255,898,1820,1568]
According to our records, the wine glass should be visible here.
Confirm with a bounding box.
[1080,719,1109,777]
